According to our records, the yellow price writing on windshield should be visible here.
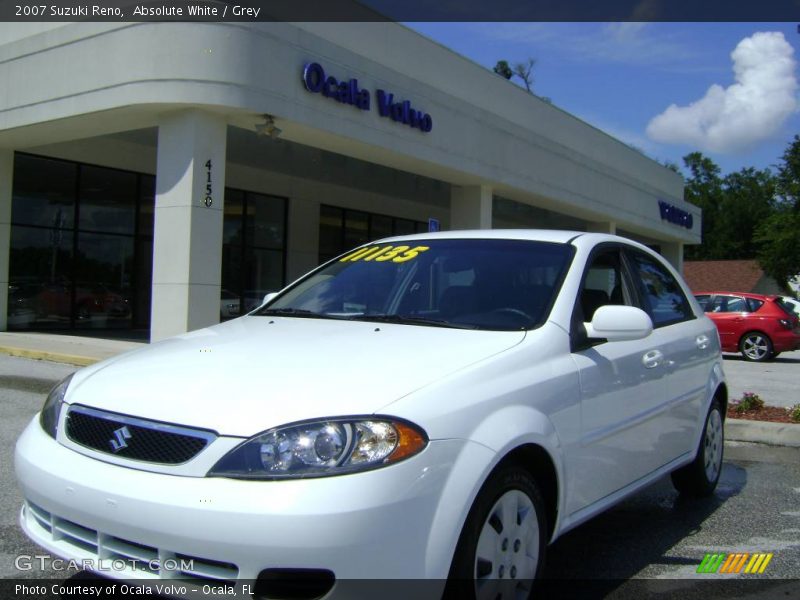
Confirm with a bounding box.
[339,245,430,263]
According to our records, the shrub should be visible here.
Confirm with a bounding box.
[734,392,765,413]
[789,404,800,423]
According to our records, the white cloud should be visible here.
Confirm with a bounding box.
[646,31,798,153]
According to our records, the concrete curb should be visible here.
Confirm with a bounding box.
[726,418,800,448]
[0,346,98,367]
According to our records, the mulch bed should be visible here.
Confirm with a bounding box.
[727,405,798,424]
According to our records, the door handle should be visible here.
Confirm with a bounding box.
[696,334,710,350]
[642,349,664,369]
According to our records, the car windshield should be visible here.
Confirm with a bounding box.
[256,239,573,331]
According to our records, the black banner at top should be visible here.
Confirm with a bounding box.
[1,0,799,22]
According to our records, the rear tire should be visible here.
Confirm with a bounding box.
[671,400,724,497]
[445,466,546,600]
[739,332,773,362]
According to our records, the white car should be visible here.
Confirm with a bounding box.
[16,231,726,598]
[780,296,800,317]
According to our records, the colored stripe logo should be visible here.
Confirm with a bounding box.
[697,553,773,574]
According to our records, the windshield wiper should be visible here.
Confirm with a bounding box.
[259,308,334,319]
[347,314,479,329]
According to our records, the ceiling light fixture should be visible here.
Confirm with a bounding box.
[255,114,282,139]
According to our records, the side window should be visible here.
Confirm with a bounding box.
[578,249,631,322]
[694,294,712,311]
[628,251,693,327]
[708,295,747,313]
[746,297,764,312]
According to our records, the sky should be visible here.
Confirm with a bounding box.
[407,22,800,179]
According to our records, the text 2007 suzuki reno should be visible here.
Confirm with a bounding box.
[16,231,726,599]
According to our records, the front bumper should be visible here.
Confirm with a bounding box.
[15,417,465,581]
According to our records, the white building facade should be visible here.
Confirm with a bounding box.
[0,22,700,341]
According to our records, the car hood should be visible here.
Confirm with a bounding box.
[66,316,526,436]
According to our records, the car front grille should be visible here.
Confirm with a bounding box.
[65,405,215,465]
[24,501,239,581]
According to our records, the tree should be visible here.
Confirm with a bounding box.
[513,58,535,94]
[756,135,800,287]
[717,167,776,259]
[682,152,724,260]
[493,60,513,80]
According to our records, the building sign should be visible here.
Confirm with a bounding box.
[302,62,433,133]
[658,200,693,230]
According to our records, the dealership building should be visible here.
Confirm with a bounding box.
[0,22,700,341]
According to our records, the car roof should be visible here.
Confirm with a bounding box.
[372,228,651,250]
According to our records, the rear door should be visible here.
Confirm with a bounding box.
[706,294,749,350]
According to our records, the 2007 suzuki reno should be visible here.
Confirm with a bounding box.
[16,230,726,599]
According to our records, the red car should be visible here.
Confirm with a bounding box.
[694,291,800,361]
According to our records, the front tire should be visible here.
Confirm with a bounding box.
[739,331,773,362]
[445,466,546,600]
[671,400,724,497]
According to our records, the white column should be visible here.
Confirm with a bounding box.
[285,198,320,283]
[661,242,684,273]
[151,111,227,341]
[450,185,493,230]
[586,221,617,234]
[0,150,12,331]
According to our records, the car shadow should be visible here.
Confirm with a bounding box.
[541,461,747,595]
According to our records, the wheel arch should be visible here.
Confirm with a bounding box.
[423,408,565,578]
[715,381,728,417]
[490,443,559,542]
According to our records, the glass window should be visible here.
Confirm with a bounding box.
[694,294,712,311]
[579,250,630,321]
[12,154,76,230]
[318,204,427,264]
[223,189,244,245]
[629,251,693,327]
[344,210,369,250]
[262,239,573,331]
[79,165,136,235]
[139,175,155,238]
[243,248,283,311]
[370,214,393,240]
[708,295,748,313]
[319,206,344,263]
[135,238,153,329]
[393,218,417,236]
[8,226,74,330]
[74,233,134,329]
[246,193,285,249]
[746,297,764,313]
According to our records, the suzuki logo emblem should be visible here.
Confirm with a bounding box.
[110,426,132,452]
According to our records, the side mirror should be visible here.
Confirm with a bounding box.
[262,292,278,305]
[584,305,653,342]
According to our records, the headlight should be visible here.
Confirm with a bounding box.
[208,418,427,479]
[40,373,73,439]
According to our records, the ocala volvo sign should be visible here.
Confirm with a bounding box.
[302,62,433,133]
[658,200,693,230]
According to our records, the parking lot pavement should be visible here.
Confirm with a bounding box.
[721,349,800,408]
